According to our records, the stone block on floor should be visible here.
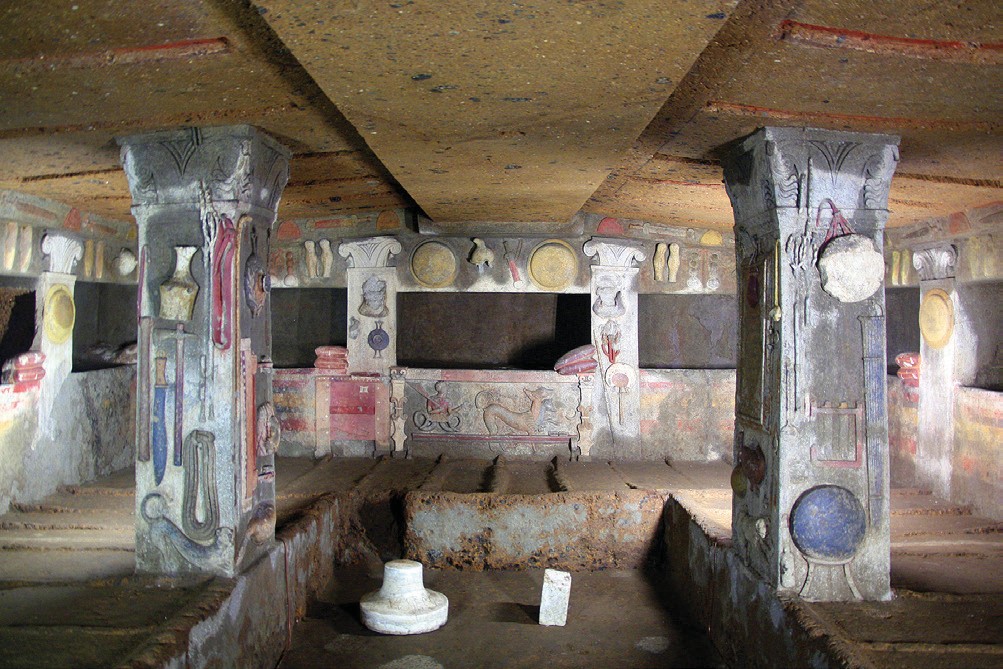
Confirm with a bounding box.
[539,568,572,626]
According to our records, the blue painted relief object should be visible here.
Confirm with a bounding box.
[142,493,232,571]
[790,484,866,562]
[152,356,169,486]
[860,314,886,522]
[368,321,390,358]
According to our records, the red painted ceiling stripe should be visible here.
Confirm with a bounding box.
[4,37,230,73]
[629,176,725,188]
[705,101,997,132]
[777,20,1003,64]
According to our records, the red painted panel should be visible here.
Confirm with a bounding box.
[280,416,312,433]
[330,380,376,440]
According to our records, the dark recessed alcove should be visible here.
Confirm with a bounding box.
[73,282,138,371]
[272,288,348,368]
[0,281,36,372]
[638,293,737,369]
[885,286,921,375]
[397,292,591,370]
[961,281,1002,391]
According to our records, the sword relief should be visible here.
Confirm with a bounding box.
[152,355,169,486]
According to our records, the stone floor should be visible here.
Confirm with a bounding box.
[0,456,999,668]
[278,567,725,669]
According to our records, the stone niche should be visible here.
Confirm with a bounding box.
[638,293,737,369]
[0,281,35,368]
[396,292,591,370]
[271,287,349,368]
[72,282,138,371]
[265,213,746,462]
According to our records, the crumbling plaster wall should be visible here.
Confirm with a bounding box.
[957,281,1003,391]
[887,376,919,488]
[273,366,735,462]
[0,190,138,516]
[952,387,1002,519]
[884,205,1002,520]
[0,366,136,515]
[72,282,139,371]
[888,377,1000,520]
[638,293,737,369]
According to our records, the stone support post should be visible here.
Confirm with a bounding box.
[389,367,408,456]
[583,238,644,459]
[33,234,82,438]
[119,125,289,576]
[338,237,402,376]
[912,243,969,500]
[571,372,595,459]
[722,127,899,601]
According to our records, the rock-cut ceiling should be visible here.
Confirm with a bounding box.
[0,0,999,233]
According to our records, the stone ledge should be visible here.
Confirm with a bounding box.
[662,495,871,669]
[120,493,351,668]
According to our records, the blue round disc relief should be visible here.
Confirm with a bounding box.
[790,485,866,562]
[368,327,390,351]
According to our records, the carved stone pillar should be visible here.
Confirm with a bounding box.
[912,243,967,500]
[338,237,402,376]
[33,233,82,438]
[389,367,408,456]
[722,127,899,601]
[572,372,595,459]
[119,125,290,576]
[583,238,645,459]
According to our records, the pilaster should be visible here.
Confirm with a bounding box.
[33,233,82,438]
[912,243,968,500]
[583,237,645,458]
[722,127,899,601]
[338,237,402,376]
[118,125,289,576]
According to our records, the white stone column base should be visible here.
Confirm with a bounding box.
[360,559,448,635]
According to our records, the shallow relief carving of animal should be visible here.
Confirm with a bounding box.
[475,387,554,435]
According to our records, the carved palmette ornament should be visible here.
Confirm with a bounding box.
[912,244,958,282]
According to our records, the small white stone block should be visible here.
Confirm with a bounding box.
[360,559,448,635]
[539,568,572,626]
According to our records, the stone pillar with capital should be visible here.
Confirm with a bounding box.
[338,236,402,376]
[583,237,645,459]
[33,233,83,438]
[721,127,899,601]
[911,243,970,501]
[119,125,290,576]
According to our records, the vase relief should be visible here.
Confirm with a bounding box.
[160,246,199,321]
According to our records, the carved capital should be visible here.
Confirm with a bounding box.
[118,125,290,211]
[583,237,645,268]
[41,234,82,274]
[338,236,402,269]
[912,243,958,281]
[722,127,899,225]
